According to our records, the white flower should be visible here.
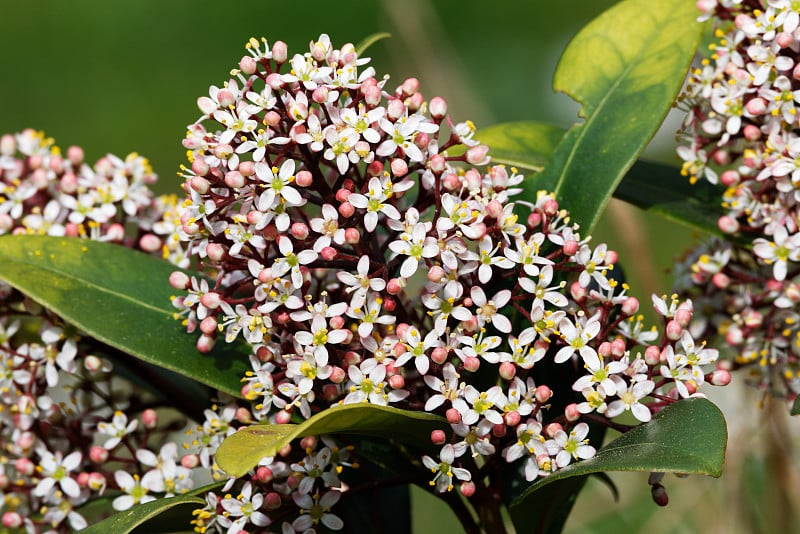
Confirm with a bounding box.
[112,471,160,511]
[421,444,471,492]
[606,380,655,422]
[32,449,82,499]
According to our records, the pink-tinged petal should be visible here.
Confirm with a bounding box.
[631,403,652,422]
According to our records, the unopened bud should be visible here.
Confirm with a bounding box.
[429,96,448,118]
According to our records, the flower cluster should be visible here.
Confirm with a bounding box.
[676,0,800,399]
[166,34,730,531]
[0,130,201,531]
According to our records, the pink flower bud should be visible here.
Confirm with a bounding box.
[560,239,578,257]
[59,172,78,194]
[743,310,763,328]
[621,297,639,316]
[463,356,480,372]
[88,472,106,491]
[200,316,218,335]
[3,512,22,529]
[605,249,618,266]
[311,87,328,104]
[328,366,346,384]
[255,466,274,484]
[745,97,767,116]
[364,85,382,106]
[711,273,731,289]
[190,176,211,195]
[442,172,461,190]
[15,431,34,451]
[299,435,317,451]
[201,292,222,310]
[391,158,408,177]
[725,326,743,346]
[14,458,33,476]
[84,355,103,373]
[263,491,282,511]
[345,227,361,244]
[196,334,216,353]
[465,145,490,165]
[181,454,199,469]
[665,320,682,340]
[142,408,158,429]
[90,445,108,463]
[611,338,626,357]
[544,423,562,438]
[743,124,762,140]
[217,89,236,108]
[446,408,462,424]
[290,222,309,240]
[239,56,257,75]
[105,224,125,242]
[430,347,448,364]
[387,99,405,119]
[272,41,288,63]
[598,341,612,357]
[338,201,354,218]
[275,410,292,425]
[717,215,739,234]
[713,150,730,166]
[535,385,553,404]
[389,374,405,389]
[543,198,559,216]
[778,31,795,48]
[431,429,447,445]
[414,131,429,148]
[427,266,445,284]
[675,309,692,328]
[570,281,587,302]
[384,297,397,311]
[169,271,190,290]
[528,212,542,228]
[387,278,405,295]
[565,403,581,422]
[644,345,661,366]
[262,224,279,242]
[427,154,446,174]
[499,362,516,380]
[224,170,245,188]
[66,145,84,165]
[720,170,739,186]
[766,279,783,292]
[429,96,448,118]
[708,369,732,386]
[492,423,507,438]
[77,472,90,487]
[294,170,313,188]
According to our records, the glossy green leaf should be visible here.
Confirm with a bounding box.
[614,160,730,238]
[356,32,391,56]
[511,398,727,507]
[475,122,566,172]
[81,494,205,534]
[792,396,800,416]
[0,235,249,397]
[217,404,447,477]
[533,0,702,233]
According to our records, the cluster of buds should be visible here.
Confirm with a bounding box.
[675,0,800,399]
[169,34,730,531]
[0,130,205,531]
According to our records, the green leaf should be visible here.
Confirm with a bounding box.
[356,32,391,56]
[792,396,800,416]
[614,160,730,238]
[217,404,447,477]
[511,398,727,507]
[475,122,566,172]
[533,0,703,233]
[81,494,205,534]
[0,235,249,397]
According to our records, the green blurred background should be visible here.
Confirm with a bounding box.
[2,0,798,531]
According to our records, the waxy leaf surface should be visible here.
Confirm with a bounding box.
[81,494,205,534]
[217,404,447,477]
[532,0,702,233]
[475,121,565,173]
[511,398,727,507]
[0,235,249,396]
